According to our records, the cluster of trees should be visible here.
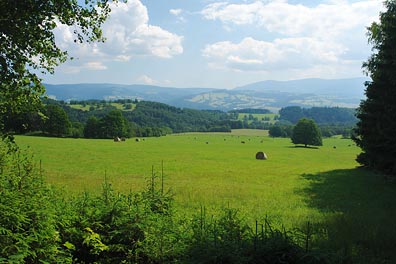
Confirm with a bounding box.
[83,111,129,138]
[266,106,357,139]
[269,124,293,138]
[124,101,231,133]
[84,111,172,139]
[268,118,322,148]
[269,123,353,139]
[3,97,358,140]
[2,99,235,138]
[279,106,357,125]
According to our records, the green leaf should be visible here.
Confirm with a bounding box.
[63,241,75,250]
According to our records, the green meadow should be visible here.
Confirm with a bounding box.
[16,130,396,236]
[69,102,136,111]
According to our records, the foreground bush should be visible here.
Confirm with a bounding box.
[0,136,71,263]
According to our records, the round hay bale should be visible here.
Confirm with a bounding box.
[256,151,268,160]
[135,138,140,142]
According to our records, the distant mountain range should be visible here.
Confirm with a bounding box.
[45,77,368,111]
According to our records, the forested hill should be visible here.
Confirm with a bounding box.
[44,78,367,111]
[58,99,231,134]
[122,101,230,133]
[4,98,358,138]
[279,106,357,124]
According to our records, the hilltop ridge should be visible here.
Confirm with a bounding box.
[45,77,368,111]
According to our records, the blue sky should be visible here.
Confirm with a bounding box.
[42,0,384,89]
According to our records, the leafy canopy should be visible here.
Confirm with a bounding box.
[0,0,118,130]
[43,104,71,136]
[354,0,396,175]
[291,118,322,147]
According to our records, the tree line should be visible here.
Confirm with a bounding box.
[268,106,357,139]
[279,106,357,125]
[2,98,359,139]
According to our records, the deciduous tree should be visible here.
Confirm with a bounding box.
[99,110,128,138]
[0,0,116,130]
[291,118,322,147]
[43,104,71,136]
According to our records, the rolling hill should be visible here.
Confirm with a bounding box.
[45,77,368,111]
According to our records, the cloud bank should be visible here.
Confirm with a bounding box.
[54,0,183,73]
[201,0,383,77]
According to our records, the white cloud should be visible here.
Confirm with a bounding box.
[58,61,107,74]
[83,61,107,71]
[138,74,157,85]
[53,0,183,73]
[201,1,384,78]
[169,8,186,23]
[203,37,347,73]
[170,8,182,16]
[201,1,381,37]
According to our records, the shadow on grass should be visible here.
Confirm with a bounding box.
[300,168,396,263]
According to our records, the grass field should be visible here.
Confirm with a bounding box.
[15,131,396,260]
[16,130,396,231]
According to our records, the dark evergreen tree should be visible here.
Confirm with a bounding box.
[291,118,322,147]
[354,1,396,175]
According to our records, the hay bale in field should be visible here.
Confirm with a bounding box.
[121,137,126,141]
[256,151,268,160]
[135,138,140,142]
[241,141,245,144]
[114,137,121,142]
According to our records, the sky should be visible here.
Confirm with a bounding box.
[41,0,384,89]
